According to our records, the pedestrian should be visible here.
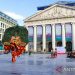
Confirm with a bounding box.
[51,48,54,58]
[44,49,46,53]
[29,50,32,55]
[54,48,57,57]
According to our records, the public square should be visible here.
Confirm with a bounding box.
[0,53,75,75]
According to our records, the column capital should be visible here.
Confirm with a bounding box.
[28,26,34,27]
[51,24,55,25]
[42,24,46,27]
[61,23,65,25]
[51,24,55,26]
[71,22,75,25]
[33,25,37,27]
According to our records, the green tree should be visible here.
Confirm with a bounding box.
[2,25,28,44]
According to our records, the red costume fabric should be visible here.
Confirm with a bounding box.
[4,43,25,62]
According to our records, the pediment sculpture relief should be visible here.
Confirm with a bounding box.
[26,6,75,21]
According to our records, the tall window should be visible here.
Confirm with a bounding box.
[28,26,34,50]
[28,26,34,42]
[46,24,52,51]
[55,24,62,46]
[0,34,1,39]
[3,24,4,28]
[37,25,43,51]
[0,28,1,33]
[65,23,72,41]
[46,24,52,41]
[0,28,2,33]
[55,24,62,41]
[1,23,2,27]
[37,25,42,42]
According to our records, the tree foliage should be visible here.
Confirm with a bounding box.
[2,25,28,44]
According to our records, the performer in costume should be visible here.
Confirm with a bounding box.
[2,25,28,62]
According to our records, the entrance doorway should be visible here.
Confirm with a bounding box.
[66,41,72,52]
[57,41,62,46]
[48,42,52,52]
[37,42,42,52]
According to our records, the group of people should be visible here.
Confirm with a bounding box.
[44,48,57,58]
[67,51,75,58]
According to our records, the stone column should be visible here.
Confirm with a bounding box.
[52,24,55,51]
[26,44,28,52]
[26,26,28,52]
[72,23,75,51]
[34,26,37,52]
[43,25,46,52]
[62,24,66,48]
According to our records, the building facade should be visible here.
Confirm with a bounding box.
[24,1,75,53]
[0,11,18,47]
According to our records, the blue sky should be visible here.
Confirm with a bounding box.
[0,0,75,25]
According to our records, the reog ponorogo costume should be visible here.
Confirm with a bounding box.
[2,25,28,62]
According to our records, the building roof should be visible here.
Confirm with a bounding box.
[37,1,75,10]
[24,1,75,22]
[0,11,18,25]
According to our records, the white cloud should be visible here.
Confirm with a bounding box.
[3,11,24,20]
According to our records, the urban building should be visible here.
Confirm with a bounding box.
[0,11,18,49]
[24,1,75,53]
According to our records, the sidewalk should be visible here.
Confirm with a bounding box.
[0,54,75,75]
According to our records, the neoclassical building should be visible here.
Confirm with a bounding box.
[24,1,75,53]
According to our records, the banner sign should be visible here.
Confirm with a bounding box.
[37,26,42,42]
[28,27,34,42]
[65,24,72,41]
[46,25,52,41]
[56,24,62,41]
[56,47,66,53]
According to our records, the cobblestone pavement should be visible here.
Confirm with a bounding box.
[0,53,75,75]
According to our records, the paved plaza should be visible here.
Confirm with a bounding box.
[0,53,75,75]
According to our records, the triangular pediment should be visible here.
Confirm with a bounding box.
[25,4,75,22]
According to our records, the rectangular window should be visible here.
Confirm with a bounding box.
[5,25,6,29]
[1,23,2,27]
[0,34,1,39]
[3,29,4,32]
[0,28,1,33]
[0,28,2,33]
[3,24,4,28]
[65,23,72,41]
